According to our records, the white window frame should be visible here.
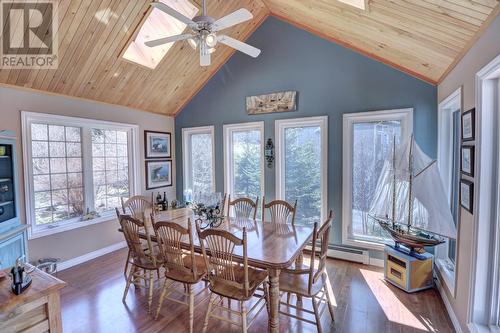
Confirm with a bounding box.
[275,116,328,222]
[182,126,216,196]
[468,55,500,333]
[342,108,413,251]
[223,122,265,200]
[436,87,462,296]
[21,111,140,239]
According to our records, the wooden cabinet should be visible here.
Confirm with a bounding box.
[0,131,27,269]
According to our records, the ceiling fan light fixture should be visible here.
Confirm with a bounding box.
[205,33,217,48]
[188,37,198,50]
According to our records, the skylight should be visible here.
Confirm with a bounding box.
[123,0,198,69]
[337,0,366,10]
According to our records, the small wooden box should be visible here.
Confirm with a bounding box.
[384,245,434,293]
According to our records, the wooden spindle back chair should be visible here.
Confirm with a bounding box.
[118,212,161,313]
[262,197,297,225]
[196,224,269,332]
[278,210,335,333]
[121,195,153,220]
[153,218,208,331]
[227,195,259,220]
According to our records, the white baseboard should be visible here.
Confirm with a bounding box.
[369,257,385,268]
[57,241,127,272]
[435,276,463,333]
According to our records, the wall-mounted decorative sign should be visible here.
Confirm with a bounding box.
[146,160,172,190]
[461,146,474,177]
[460,179,473,213]
[461,108,475,142]
[145,130,171,159]
[246,91,297,115]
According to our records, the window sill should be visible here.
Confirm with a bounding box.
[436,258,456,296]
[343,237,388,252]
[28,213,117,240]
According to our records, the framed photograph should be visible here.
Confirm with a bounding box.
[461,146,474,177]
[460,179,474,213]
[145,160,172,190]
[145,130,171,159]
[461,108,475,142]
[246,91,297,115]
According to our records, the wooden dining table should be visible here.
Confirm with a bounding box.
[120,207,315,333]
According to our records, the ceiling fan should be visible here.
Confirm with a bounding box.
[144,0,261,66]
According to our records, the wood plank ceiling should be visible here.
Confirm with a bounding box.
[0,0,498,116]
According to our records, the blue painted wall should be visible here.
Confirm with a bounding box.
[175,17,437,252]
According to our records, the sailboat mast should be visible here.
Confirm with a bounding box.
[392,138,396,229]
[407,135,414,232]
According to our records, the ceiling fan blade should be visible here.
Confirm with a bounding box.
[218,35,261,58]
[151,2,196,27]
[212,8,253,31]
[145,33,194,47]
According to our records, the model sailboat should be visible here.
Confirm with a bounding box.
[370,136,457,253]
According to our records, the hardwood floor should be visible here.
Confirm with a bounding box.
[56,248,454,333]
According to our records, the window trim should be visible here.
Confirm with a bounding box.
[275,116,328,223]
[21,111,141,239]
[436,87,462,296]
[342,108,413,251]
[181,126,216,196]
[223,122,265,201]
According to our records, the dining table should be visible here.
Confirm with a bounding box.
[119,207,315,333]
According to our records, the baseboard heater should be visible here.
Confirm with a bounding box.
[305,244,370,265]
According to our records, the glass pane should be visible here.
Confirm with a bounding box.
[33,158,50,175]
[34,191,51,208]
[31,124,48,141]
[66,143,82,157]
[67,173,82,187]
[48,125,65,141]
[67,158,82,172]
[351,120,401,241]
[32,141,48,157]
[231,130,261,199]
[50,158,66,174]
[65,127,81,142]
[49,142,66,157]
[284,126,322,225]
[50,174,67,190]
[33,175,50,191]
[91,129,130,213]
[190,133,213,195]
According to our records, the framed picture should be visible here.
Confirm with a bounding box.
[145,131,171,159]
[246,91,297,115]
[461,146,474,177]
[460,179,474,213]
[461,108,475,142]
[145,160,172,190]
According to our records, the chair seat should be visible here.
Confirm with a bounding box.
[131,254,163,270]
[279,270,326,297]
[209,266,268,301]
[164,254,207,284]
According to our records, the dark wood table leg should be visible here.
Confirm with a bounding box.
[268,268,281,333]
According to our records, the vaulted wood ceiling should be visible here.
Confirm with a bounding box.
[0,0,498,116]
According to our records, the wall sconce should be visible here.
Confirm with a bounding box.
[265,138,274,168]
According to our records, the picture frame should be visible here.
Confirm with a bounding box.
[144,130,171,159]
[461,108,475,142]
[461,146,474,177]
[460,179,473,213]
[145,160,172,190]
[246,91,297,115]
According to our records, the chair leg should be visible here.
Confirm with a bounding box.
[202,293,215,333]
[124,250,130,277]
[312,296,323,333]
[123,265,135,303]
[155,278,171,319]
[241,301,248,333]
[148,271,154,313]
[188,285,194,333]
[324,286,335,322]
[263,281,270,315]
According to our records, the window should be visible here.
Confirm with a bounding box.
[223,122,264,203]
[436,87,461,293]
[122,0,198,69]
[22,112,140,238]
[276,117,328,225]
[182,126,215,200]
[342,109,413,250]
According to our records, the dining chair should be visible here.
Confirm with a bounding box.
[278,210,335,333]
[118,212,163,313]
[262,197,297,225]
[196,224,269,333]
[120,196,155,276]
[227,195,259,220]
[153,217,208,332]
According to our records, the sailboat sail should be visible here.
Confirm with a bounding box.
[370,137,457,240]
